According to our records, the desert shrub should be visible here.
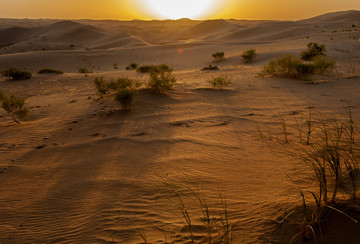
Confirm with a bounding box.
[126,63,138,70]
[301,42,326,61]
[94,77,109,95]
[1,67,32,80]
[115,88,137,111]
[94,77,140,96]
[312,56,336,74]
[38,68,63,74]
[207,74,232,88]
[0,92,28,123]
[147,69,176,93]
[212,52,225,61]
[136,64,172,73]
[262,54,316,79]
[78,67,91,74]
[241,49,256,63]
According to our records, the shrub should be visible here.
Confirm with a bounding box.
[212,52,225,61]
[1,67,32,80]
[78,67,91,74]
[207,74,232,88]
[312,56,336,74]
[115,89,136,111]
[147,69,176,93]
[94,77,140,96]
[241,49,256,63]
[0,92,28,123]
[136,64,172,73]
[126,63,138,70]
[38,68,63,74]
[262,54,318,79]
[301,42,326,61]
[94,77,109,95]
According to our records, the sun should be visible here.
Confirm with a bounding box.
[138,0,219,19]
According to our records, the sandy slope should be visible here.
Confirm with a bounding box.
[0,10,360,243]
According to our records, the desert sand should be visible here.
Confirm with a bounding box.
[0,10,360,243]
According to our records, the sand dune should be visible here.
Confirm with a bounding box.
[0,10,360,243]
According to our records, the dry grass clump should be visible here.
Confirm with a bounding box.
[38,68,63,74]
[0,92,28,123]
[207,74,232,89]
[267,108,360,242]
[1,67,32,80]
[241,49,256,63]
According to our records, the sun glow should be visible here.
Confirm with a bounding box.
[138,0,220,19]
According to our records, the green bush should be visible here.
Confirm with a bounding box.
[212,52,225,61]
[38,68,63,74]
[126,63,138,70]
[136,64,172,73]
[78,67,91,74]
[147,69,176,93]
[241,49,256,63]
[1,68,32,80]
[207,74,232,88]
[115,89,137,111]
[300,42,326,61]
[0,92,28,123]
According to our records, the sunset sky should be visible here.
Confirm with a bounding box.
[1,0,360,20]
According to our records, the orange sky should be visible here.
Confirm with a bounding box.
[0,0,359,20]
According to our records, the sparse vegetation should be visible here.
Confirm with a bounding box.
[136,64,171,73]
[1,67,32,80]
[261,54,335,79]
[207,74,232,89]
[0,92,28,123]
[115,88,137,111]
[126,63,138,70]
[147,69,176,93]
[38,68,63,74]
[212,52,225,61]
[113,63,118,70]
[94,77,140,110]
[301,42,326,61]
[241,49,256,63]
[78,67,91,74]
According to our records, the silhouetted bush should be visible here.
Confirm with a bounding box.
[78,67,91,74]
[207,74,232,88]
[126,63,138,70]
[212,52,225,61]
[241,49,256,63]
[0,92,28,123]
[38,68,63,74]
[136,64,172,73]
[94,77,109,95]
[301,42,326,61]
[1,68,32,80]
